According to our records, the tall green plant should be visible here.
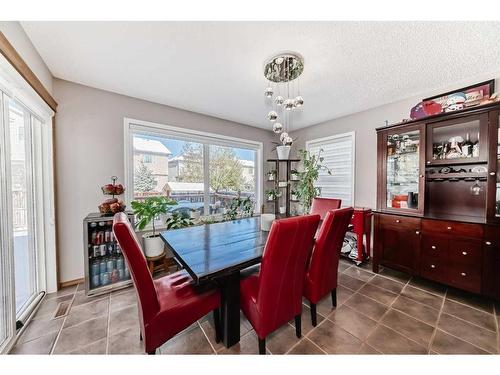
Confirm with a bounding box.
[131,196,177,235]
[296,149,332,212]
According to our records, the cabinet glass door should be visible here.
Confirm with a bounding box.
[386,129,421,210]
[496,114,500,217]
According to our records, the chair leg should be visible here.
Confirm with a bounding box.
[213,308,222,344]
[258,337,266,355]
[139,332,143,341]
[147,349,156,355]
[331,289,337,307]
[294,314,301,338]
[310,302,317,327]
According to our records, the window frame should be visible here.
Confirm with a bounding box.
[305,131,356,207]
[123,117,263,218]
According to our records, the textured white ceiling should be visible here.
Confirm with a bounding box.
[21,21,500,130]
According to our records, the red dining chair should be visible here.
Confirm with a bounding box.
[303,207,354,326]
[112,212,221,354]
[310,197,342,219]
[240,214,320,354]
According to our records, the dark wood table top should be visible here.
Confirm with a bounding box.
[160,217,268,284]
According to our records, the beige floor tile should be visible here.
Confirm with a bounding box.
[437,313,497,353]
[290,305,325,335]
[401,285,444,310]
[380,309,435,348]
[288,338,325,354]
[315,286,353,317]
[10,332,58,354]
[357,343,381,354]
[342,267,375,283]
[446,288,494,314]
[64,298,109,329]
[358,284,398,306]
[391,295,440,326]
[53,316,108,354]
[108,327,145,354]
[109,304,139,336]
[327,305,377,341]
[338,274,366,291]
[17,316,64,344]
[442,299,496,332]
[68,338,107,354]
[159,325,214,354]
[109,289,137,312]
[431,330,489,354]
[378,268,411,283]
[44,285,77,301]
[33,294,73,320]
[368,275,405,294]
[266,323,300,354]
[218,331,268,355]
[366,325,427,354]
[344,292,388,321]
[408,277,447,297]
[307,320,362,354]
[71,290,108,308]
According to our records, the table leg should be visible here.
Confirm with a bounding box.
[220,272,240,348]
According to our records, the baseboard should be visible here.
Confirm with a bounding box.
[59,278,84,289]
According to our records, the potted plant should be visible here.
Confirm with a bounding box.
[131,196,177,257]
[241,196,254,217]
[165,212,194,230]
[265,189,279,201]
[189,208,201,220]
[296,149,332,212]
[291,188,299,201]
[290,169,300,181]
[266,170,277,181]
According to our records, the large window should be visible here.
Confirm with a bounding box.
[125,119,262,219]
[306,132,355,207]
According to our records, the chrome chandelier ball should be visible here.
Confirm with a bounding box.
[264,87,274,98]
[274,95,284,106]
[294,96,304,108]
[273,122,283,133]
[284,98,295,110]
[267,111,278,122]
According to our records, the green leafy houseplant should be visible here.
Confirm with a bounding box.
[165,212,194,230]
[296,149,332,212]
[131,196,177,257]
[265,189,279,201]
[131,196,177,235]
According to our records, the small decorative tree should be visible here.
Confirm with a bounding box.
[296,149,332,213]
[134,162,158,192]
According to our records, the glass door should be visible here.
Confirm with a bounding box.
[383,125,424,214]
[8,100,38,313]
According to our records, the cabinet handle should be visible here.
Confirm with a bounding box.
[419,174,424,178]
[430,264,436,269]
[447,226,452,230]
[415,231,420,235]
[489,172,496,176]
[461,272,466,277]
[431,245,436,250]
[395,219,401,223]
[427,161,431,164]
[485,241,492,246]
[462,251,467,256]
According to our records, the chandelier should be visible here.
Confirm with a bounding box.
[264,52,304,146]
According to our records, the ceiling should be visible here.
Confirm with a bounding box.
[22,21,500,130]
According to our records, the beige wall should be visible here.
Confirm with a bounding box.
[0,21,53,94]
[291,75,500,209]
[53,78,274,283]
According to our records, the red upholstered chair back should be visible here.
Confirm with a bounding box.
[256,214,320,333]
[310,197,342,220]
[305,207,354,303]
[113,212,160,323]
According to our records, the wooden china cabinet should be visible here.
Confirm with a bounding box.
[373,102,500,300]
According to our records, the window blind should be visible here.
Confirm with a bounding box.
[306,132,355,207]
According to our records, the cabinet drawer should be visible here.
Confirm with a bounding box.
[448,263,481,294]
[448,240,482,266]
[420,255,446,284]
[484,225,500,246]
[379,214,421,231]
[422,219,483,239]
[422,236,448,259]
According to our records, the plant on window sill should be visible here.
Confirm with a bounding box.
[296,149,331,213]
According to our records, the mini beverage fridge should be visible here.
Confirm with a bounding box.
[83,212,135,296]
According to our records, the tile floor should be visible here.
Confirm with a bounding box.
[10,259,500,355]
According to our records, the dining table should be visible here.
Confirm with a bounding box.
[159,216,268,348]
